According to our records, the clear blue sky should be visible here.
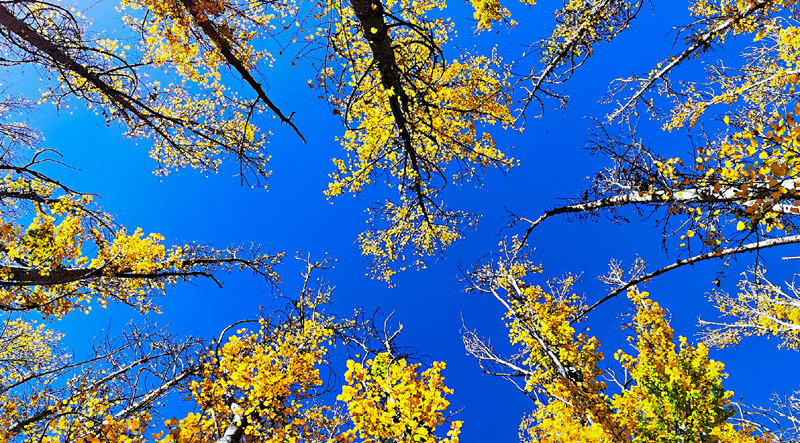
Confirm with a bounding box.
[16,1,800,441]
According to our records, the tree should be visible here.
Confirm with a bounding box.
[0,149,282,318]
[463,244,767,441]
[4,321,200,442]
[319,0,515,281]
[494,0,800,353]
[0,0,284,184]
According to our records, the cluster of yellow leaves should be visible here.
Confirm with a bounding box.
[324,49,513,197]
[471,0,516,30]
[12,0,273,180]
[358,198,466,283]
[326,55,511,196]
[120,0,281,83]
[496,261,610,423]
[511,282,766,442]
[337,353,462,443]
[0,394,29,441]
[667,2,800,130]
[508,278,603,395]
[0,318,63,386]
[0,173,192,317]
[132,81,271,177]
[543,0,638,63]
[46,396,152,443]
[706,116,800,229]
[158,317,334,443]
[0,198,185,317]
[688,0,796,43]
[323,0,514,281]
[469,0,537,31]
[606,289,758,442]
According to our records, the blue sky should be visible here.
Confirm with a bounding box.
[14,0,800,441]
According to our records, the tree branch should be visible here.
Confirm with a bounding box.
[574,234,800,323]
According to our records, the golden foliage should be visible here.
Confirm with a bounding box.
[475,254,766,442]
[337,353,462,443]
[323,0,514,281]
[0,169,281,318]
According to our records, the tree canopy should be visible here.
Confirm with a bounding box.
[3,0,800,442]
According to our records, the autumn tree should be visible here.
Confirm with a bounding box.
[0,150,282,317]
[0,0,301,184]
[463,244,771,441]
[4,322,201,442]
[316,0,515,281]
[493,0,800,347]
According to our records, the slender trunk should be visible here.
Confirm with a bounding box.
[349,0,432,221]
[215,405,245,443]
[178,0,305,141]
